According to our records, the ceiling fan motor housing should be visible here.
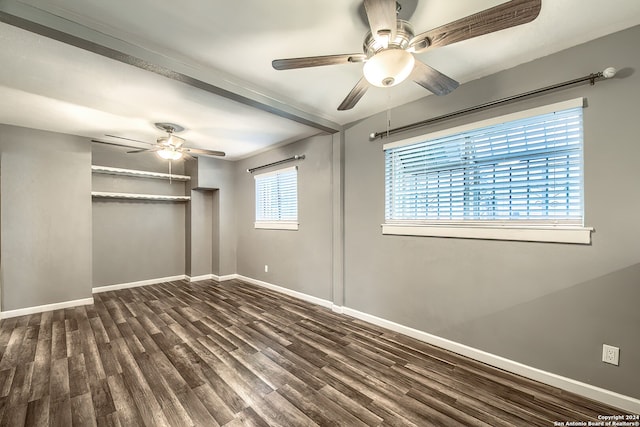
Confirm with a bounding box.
[363,19,414,55]
[157,135,185,147]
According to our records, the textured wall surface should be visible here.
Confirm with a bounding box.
[0,124,92,310]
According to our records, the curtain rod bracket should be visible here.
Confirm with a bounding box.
[369,67,618,141]
[247,154,306,173]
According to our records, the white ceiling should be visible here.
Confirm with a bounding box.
[0,0,639,159]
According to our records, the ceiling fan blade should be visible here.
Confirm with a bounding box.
[126,148,153,154]
[411,60,459,96]
[104,134,154,145]
[364,0,397,45]
[183,147,226,157]
[272,54,366,70]
[338,77,370,111]
[91,139,140,149]
[409,0,542,53]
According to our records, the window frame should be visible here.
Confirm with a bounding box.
[254,165,299,231]
[382,98,592,244]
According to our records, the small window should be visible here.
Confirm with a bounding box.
[254,166,298,230]
[383,98,592,244]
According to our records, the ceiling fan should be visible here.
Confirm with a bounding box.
[92,123,225,160]
[272,0,542,110]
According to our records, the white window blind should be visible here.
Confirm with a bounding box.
[255,166,298,229]
[384,100,585,230]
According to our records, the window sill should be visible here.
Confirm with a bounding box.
[381,224,593,244]
[255,221,299,231]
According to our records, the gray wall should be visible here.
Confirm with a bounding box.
[186,189,214,278]
[343,25,640,398]
[235,135,334,301]
[195,156,236,276]
[0,124,92,310]
[91,144,187,286]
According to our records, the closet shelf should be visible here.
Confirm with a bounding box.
[91,191,190,201]
[91,165,191,181]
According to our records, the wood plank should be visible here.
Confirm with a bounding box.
[183,340,247,414]
[25,395,49,426]
[51,321,67,360]
[68,354,91,398]
[49,398,72,427]
[260,345,326,391]
[194,336,271,408]
[278,382,371,426]
[0,327,26,370]
[49,358,70,403]
[175,388,220,427]
[134,352,194,427]
[89,378,117,419]
[28,337,51,401]
[106,374,145,426]
[192,383,236,426]
[0,370,15,399]
[110,340,170,426]
[0,403,27,427]
[7,362,32,407]
[250,390,317,427]
[225,407,269,427]
[318,384,383,426]
[70,393,98,427]
[96,342,122,377]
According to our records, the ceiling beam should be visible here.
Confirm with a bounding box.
[0,0,342,134]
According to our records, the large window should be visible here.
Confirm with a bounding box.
[254,166,298,230]
[383,98,592,244]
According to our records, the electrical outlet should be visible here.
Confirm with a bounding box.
[602,344,620,366]
[264,265,268,273]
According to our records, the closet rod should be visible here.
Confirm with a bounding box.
[369,67,618,141]
[246,154,305,173]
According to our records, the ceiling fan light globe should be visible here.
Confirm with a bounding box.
[157,149,182,160]
[363,49,415,88]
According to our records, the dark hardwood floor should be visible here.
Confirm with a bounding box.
[0,279,630,426]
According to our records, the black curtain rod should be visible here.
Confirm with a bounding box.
[246,154,305,173]
[369,67,618,141]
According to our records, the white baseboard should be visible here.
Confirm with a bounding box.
[92,273,238,291]
[235,275,333,309]
[341,307,640,414]
[92,275,187,293]
[232,275,640,414]
[190,274,239,282]
[185,274,240,282]
[187,274,214,282]
[0,297,94,319]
